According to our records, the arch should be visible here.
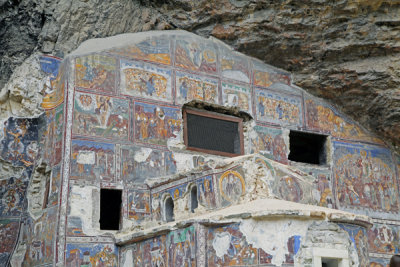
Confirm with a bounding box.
[190,185,198,213]
[164,195,174,222]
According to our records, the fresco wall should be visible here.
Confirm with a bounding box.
[2,32,398,265]
[0,55,65,266]
[59,32,400,266]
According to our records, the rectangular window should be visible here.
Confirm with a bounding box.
[288,130,327,165]
[183,108,244,157]
[100,189,122,230]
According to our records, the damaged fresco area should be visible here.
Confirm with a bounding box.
[250,125,287,164]
[121,145,176,183]
[120,235,167,266]
[368,222,400,255]
[0,219,20,266]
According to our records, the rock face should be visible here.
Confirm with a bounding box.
[0,0,399,151]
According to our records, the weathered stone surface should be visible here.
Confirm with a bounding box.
[1,0,399,151]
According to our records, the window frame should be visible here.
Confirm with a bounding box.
[183,107,244,157]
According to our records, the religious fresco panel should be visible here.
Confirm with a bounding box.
[121,146,176,184]
[196,175,217,209]
[133,101,181,146]
[109,35,171,65]
[67,216,85,237]
[222,82,252,114]
[175,37,217,74]
[40,104,64,167]
[305,98,384,144]
[127,189,151,222]
[368,222,400,255]
[175,71,219,104]
[120,59,173,102]
[120,235,167,266]
[72,91,129,140]
[70,139,115,183]
[0,117,44,167]
[39,55,64,110]
[151,192,162,221]
[167,226,196,267]
[217,167,246,207]
[276,174,304,203]
[75,54,116,93]
[0,219,20,266]
[338,223,369,267]
[250,125,288,164]
[65,243,118,267]
[207,223,258,266]
[255,88,303,127]
[296,166,335,208]
[333,141,399,215]
[219,47,251,83]
[370,257,389,267]
[24,206,58,266]
[0,177,28,217]
[253,60,291,88]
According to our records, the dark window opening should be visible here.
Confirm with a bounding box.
[183,108,244,157]
[190,186,198,213]
[322,258,339,267]
[164,196,174,222]
[100,189,122,230]
[288,131,327,165]
[42,177,50,209]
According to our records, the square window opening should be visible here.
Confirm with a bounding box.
[288,130,327,165]
[322,258,339,267]
[100,189,122,230]
[183,108,244,157]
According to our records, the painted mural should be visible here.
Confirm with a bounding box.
[297,166,335,208]
[70,139,115,182]
[47,165,61,207]
[277,175,304,203]
[0,219,19,266]
[24,206,58,266]
[75,54,116,93]
[0,117,43,167]
[128,189,151,222]
[220,49,250,83]
[196,175,217,209]
[176,71,218,104]
[339,224,369,267]
[151,192,162,221]
[253,60,290,88]
[0,177,28,217]
[250,125,288,164]
[218,168,245,207]
[72,92,129,140]
[121,59,172,101]
[109,35,171,65]
[255,88,302,126]
[370,257,389,267]
[134,102,180,146]
[121,235,167,266]
[333,141,399,214]
[306,99,384,144]
[121,146,176,183]
[207,223,258,266]
[67,216,85,237]
[40,105,64,166]
[368,222,400,254]
[39,55,64,109]
[222,82,251,114]
[65,243,118,267]
[167,226,196,267]
[175,38,217,73]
